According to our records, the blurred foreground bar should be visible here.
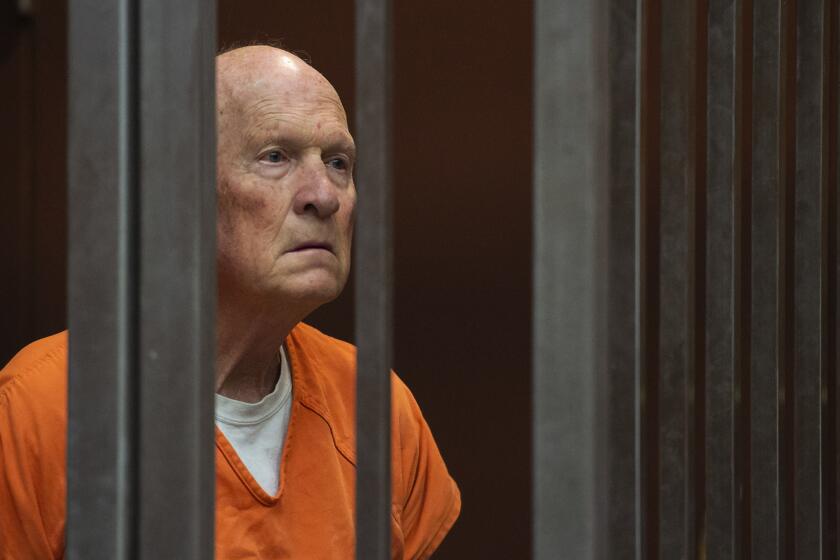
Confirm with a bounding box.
[532,0,637,558]
[67,1,217,558]
[354,0,394,558]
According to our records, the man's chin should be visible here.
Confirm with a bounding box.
[277,278,345,308]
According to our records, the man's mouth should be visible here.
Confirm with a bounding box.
[289,242,334,253]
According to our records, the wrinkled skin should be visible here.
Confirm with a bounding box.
[214,47,356,401]
[216,47,356,309]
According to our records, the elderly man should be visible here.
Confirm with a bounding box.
[0,46,460,558]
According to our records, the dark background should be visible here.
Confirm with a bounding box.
[0,2,533,557]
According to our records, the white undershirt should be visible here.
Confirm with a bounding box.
[215,347,292,495]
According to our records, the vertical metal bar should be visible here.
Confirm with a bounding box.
[835,3,840,548]
[637,0,662,556]
[705,1,737,558]
[688,3,708,558]
[657,1,694,557]
[735,13,756,555]
[68,1,217,558]
[532,1,608,558]
[821,2,839,555]
[734,2,754,558]
[793,0,826,557]
[136,1,216,558]
[67,0,136,557]
[603,1,639,558]
[749,0,783,558]
[823,2,840,556]
[354,0,393,557]
[779,0,798,556]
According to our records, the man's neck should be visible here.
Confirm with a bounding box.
[215,296,303,403]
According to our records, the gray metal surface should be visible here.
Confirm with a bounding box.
[603,1,639,558]
[748,0,783,557]
[67,1,136,557]
[779,1,798,555]
[705,1,736,558]
[67,1,216,558]
[824,1,840,554]
[687,4,707,559]
[733,3,752,558]
[777,2,796,558]
[636,0,661,556]
[793,0,826,557]
[135,1,217,558]
[657,1,693,558]
[734,4,753,558]
[354,0,394,558]
[532,1,609,558]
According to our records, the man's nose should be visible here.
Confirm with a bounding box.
[292,160,341,218]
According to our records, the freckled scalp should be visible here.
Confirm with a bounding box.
[216,46,348,130]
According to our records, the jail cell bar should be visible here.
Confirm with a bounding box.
[534,0,840,559]
[67,0,216,558]
[532,0,633,558]
[354,0,395,559]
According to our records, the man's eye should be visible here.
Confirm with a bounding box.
[262,150,286,163]
[326,157,348,171]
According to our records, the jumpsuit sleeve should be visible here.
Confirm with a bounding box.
[391,375,461,560]
[0,338,67,560]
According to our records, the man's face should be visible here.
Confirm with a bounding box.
[216,49,356,309]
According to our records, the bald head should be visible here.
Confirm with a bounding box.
[216,46,347,128]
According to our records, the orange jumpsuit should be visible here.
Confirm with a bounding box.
[0,323,460,559]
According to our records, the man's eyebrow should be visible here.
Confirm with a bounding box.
[246,129,356,156]
[325,136,356,157]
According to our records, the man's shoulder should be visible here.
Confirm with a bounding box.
[286,322,422,454]
[289,322,356,362]
[0,333,68,558]
[286,322,356,405]
[287,321,416,408]
[287,325,461,552]
[287,322,361,392]
[0,331,68,413]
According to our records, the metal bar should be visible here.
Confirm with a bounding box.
[532,1,609,558]
[793,0,826,557]
[778,0,798,556]
[704,1,737,558]
[657,1,693,557]
[734,2,754,558]
[687,3,708,558]
[354,0,393,557]
[135,1,216,557]
[835,4,840,548]
[637,0,662,556]
[824,2,840,556]
[67,0,137,557]
[821,1,839,555]
[68,1,217,558]
[748,0,783,558]
[603,1,639,557]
